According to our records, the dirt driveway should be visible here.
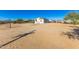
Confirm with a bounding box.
[1,23,79,49]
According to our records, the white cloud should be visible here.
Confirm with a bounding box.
[0,16,9,21]
[47,17,64,20]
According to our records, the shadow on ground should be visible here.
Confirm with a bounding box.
[62,26,79,40]
[0,30,36,48]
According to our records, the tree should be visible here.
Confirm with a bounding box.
[64,12,79,25]
[44,18,50,23]
[15,19,24,23]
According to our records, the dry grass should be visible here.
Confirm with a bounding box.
[0,23,79,49]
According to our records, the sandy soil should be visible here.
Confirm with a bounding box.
[0,23,79,49]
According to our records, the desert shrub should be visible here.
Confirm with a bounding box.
[64,12,79,25]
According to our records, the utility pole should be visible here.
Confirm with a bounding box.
[8,19,11,28]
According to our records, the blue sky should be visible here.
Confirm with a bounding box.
[0,10,78,21]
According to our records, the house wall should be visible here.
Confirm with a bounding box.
[34,18,44,24]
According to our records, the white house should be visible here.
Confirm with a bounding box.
[34,17,44,24]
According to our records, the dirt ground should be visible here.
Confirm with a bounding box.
[0,23,79,49]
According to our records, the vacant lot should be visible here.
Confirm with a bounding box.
[0,23,79,49]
